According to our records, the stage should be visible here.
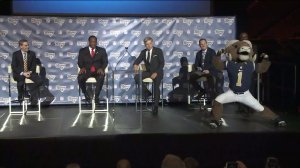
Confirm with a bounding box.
[0,103,299,167]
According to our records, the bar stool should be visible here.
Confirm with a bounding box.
[72,66,110,128]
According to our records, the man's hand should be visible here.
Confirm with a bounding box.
[134,64,139,74]
[23,72,31,78]
[203,70,209,74]
[150,72,157,79]
[97,68,104,75]
[79,68,86,74]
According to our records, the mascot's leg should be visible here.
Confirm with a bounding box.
[209,89,236,128]
[238,91,286,127]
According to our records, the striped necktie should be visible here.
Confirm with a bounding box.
[23,52,28,72]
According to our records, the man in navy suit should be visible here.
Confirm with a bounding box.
[190,38,221,102]
[11,39,43,105]
[77,36,108,103]
[133,37,165,115]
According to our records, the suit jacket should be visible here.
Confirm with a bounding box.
[134,47,165,77]
[77,46,108,72]
[194,47,218,76]
[11,50,37,80]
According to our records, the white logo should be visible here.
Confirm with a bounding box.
[98,19,109,26]
[67,74,78,81]
[110,30,122,37]
[114,96,121,103]
[215,29,225,36]
[88,30,99,36]
[183,40,193,47]
[111,52,121,59]
[183,18,193,26]
[7,17,20,25]
[46,74,56,81]
[120,41,131,47]
[66,30,78,37]
[54,41,66,48]
[207,40,214,46]
[0,75,9,82]
[77,41,88,48]
[0,30,8,37]
[98,41,109,48]
[164,63,172,69]
[173,51,184,58]
[119,62,130,70]
[67,96,78,103]
[32,40,44,48]
[8,41,19,48]
[204,17,214,26]
[121,84,131,91]
[55,63,67,70]
[131,30,141,37]
[161,19,174,26]
[102,85,112,92]
[194,29,204,36]
[162,40,173,48]
[31,18,42,25]
[45,52,56,60]
[0,52,9,59]
[76,18,88,26]
[55,85,67,92]
[54,18,65,26]
[120,19,131,26]
[114,74,121,80]
[44,30,55,37]
[152,30,163,37]
[163,83,173,91]
[141,18,151,26]
[20,30,32,37]
[173,29,183,37]
[224,18,235,25]
[66,52,77,59]
[0,97,10,104]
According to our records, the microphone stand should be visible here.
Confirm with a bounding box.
[112,47,132,112]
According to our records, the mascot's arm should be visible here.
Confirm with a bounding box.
[255,53,271,73]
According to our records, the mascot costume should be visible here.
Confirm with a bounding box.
[210,40,286,128]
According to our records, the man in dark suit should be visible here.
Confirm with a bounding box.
[11,39,43,105]
[134,37,165,115]
[77,36,108,103]
[190,38,221,102]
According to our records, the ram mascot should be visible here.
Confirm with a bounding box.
[210,40,286,128]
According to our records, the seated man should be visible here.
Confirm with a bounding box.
[190,38,220,102]
[11,39,43,105]
[133,37,165,116]
[77,35,108,104]
[172,57,189,90]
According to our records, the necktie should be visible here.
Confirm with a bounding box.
[23,52,28,72]
[91,48,95,58]
[201,51,206,68]
[146,50,151,63]
[90,48,96,72]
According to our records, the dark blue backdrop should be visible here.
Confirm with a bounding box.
[13,0,211,15]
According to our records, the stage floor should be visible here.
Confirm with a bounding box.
[0,103,299,139]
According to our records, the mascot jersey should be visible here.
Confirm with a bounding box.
[225,60,255,93]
